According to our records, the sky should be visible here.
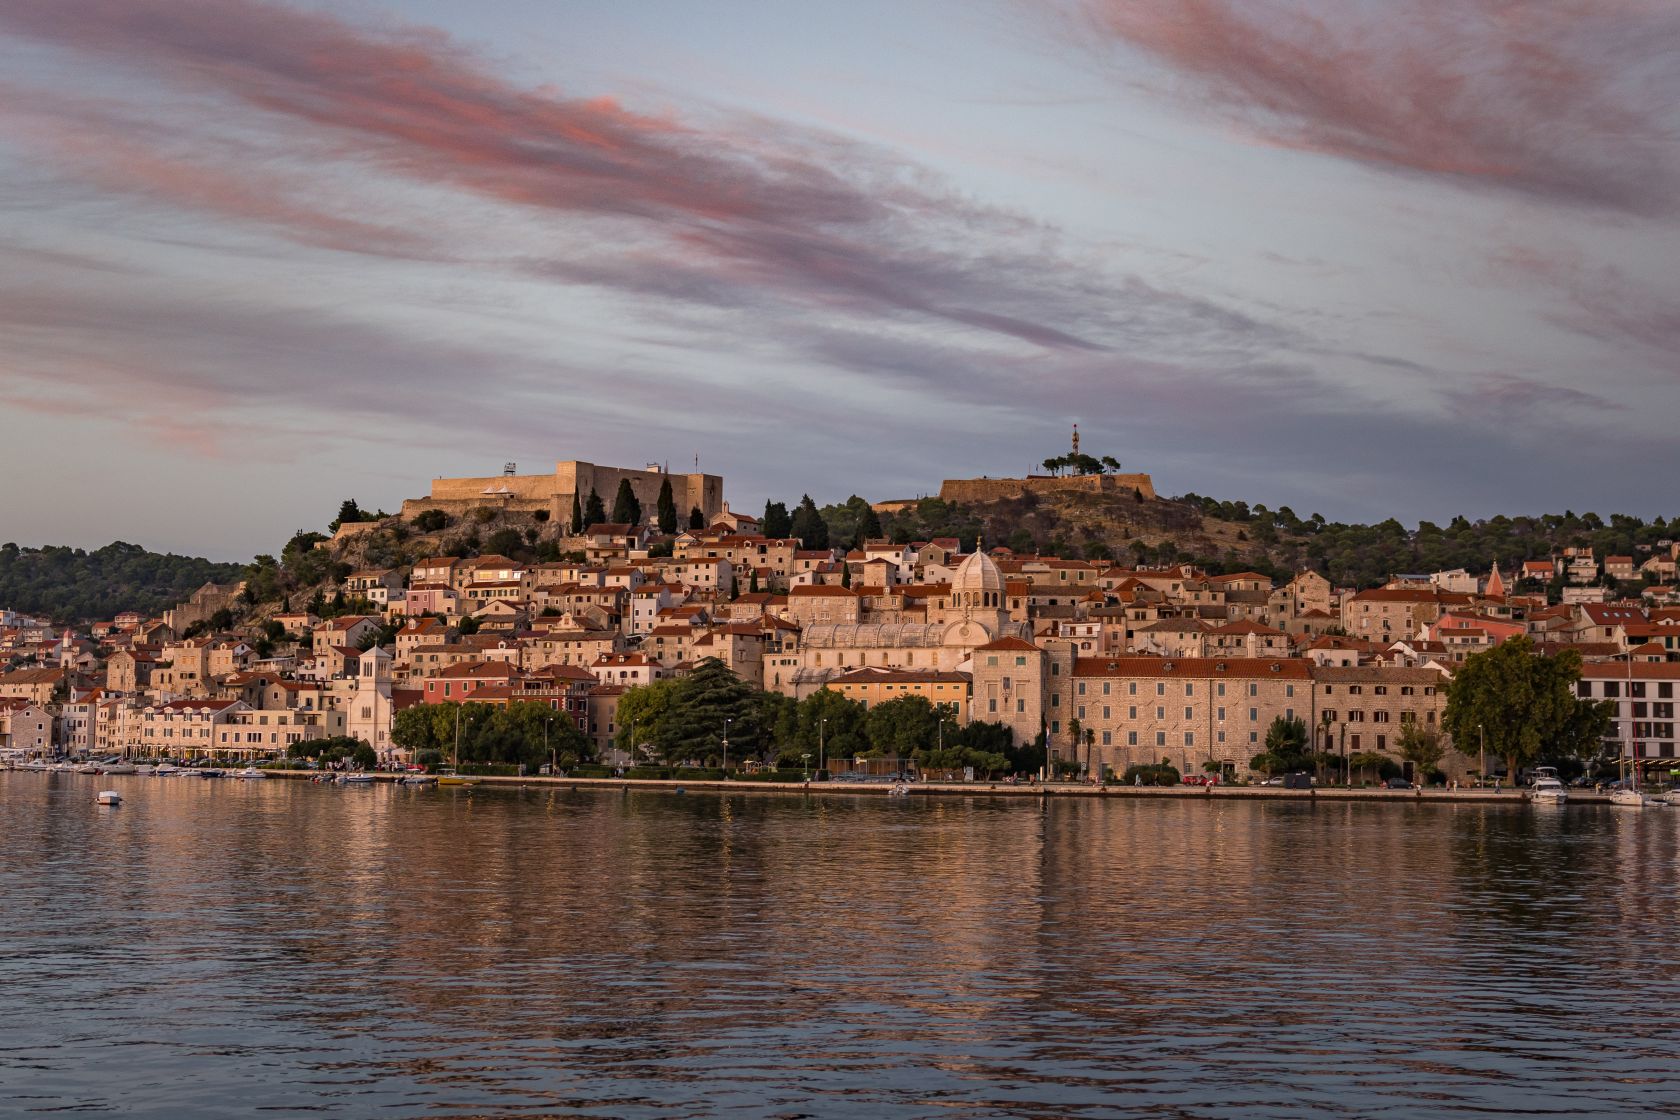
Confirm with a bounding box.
[1,0,1676,561]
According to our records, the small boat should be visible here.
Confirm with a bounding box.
[1531,778,1567,804]
[198,768,225,779]
[18,760,52,771]
[1660,788,1680,808]
[100,761,138,775]
[887,782,912,798]
[1610,787,1647,808]
[338,773,375,785]
[134,764,157,776]
[95,790,122,805]
[400,775,437,787]
[154,763,181,776]
[233,766,267,780]
[435,769,475,787]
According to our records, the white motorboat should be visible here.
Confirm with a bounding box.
[134,764,157,776]
[1660,789,1680,808]
[1531,778,1567,804]
[153,763,181,776]
[233,766,267,780]
[887,782,912,798]
[338,773,375,785]
[17,760,52,771]
[1609,786,1647,808]
[95,790,122,805]
[100,761,138,775]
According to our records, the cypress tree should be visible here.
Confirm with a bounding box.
[611,479,641,526]
[656,478,677,533]
[570,493,583,534]
[584,487,606,526]
[689,506,705,530]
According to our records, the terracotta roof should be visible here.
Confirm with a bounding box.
[976,636,1042,652]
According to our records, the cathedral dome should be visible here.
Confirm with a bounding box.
[950,548,1004,611]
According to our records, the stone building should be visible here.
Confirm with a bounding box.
[402,460,723,528]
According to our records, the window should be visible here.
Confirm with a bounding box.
[1078,682,1086,695]
[1157,682,1166,696]
[1186,683,1194,697]
[1157,706,1165,720]
[1184,706,1194,720]
[1217,682,1226,697]
[1078,705,1086,720]
[1051,720,1060,734]
[1017,699,1025,712]
[1102,731,1111,745]
[1218,707,1226,721]
[1129,706,1138,720]
[1184,731,1194,747]
[1605,681,1620,698]
[1102,681,1111,695]
[1103,706,1111,720]
[1155,731,1166,747]
[1286,684,1294,698]
[1249,683,1258,697]
[988,699,997,713]
[1323,709,1337,723]
[1129,682,1138,696]
[1128,731,1138,746]
[1249,707,1258,722]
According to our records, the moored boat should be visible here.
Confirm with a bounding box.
[233,766,267,780]
[154,763,181,776]
[95,790,122,805]
[100,761,138,775]
[1609,787,1646,808]
[338,773,375,785]
[1531,778,1567,804]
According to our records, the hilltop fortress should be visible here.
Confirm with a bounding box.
[935,425,1155,505]
[401,460,724,525]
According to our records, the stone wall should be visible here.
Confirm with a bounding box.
[402,461,724,526]
[939,472,1156,504]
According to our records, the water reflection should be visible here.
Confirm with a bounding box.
[2,773,1678,1118]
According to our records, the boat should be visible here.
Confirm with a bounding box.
[17,760,52,771]
[134,764,157,776]
[435,770,476,787]
[198,768,225,779]
[95,790,122,805]
[1610,786,1647,808]
[100,761,138,775]
[400,774,437,787]
[338,773,375,785]
[1531,778,1567,804]
[154,763,181,776]
[887,782,912,798]
[233,766,267,780]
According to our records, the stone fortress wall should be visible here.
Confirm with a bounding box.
[402,461,724,526]
[939,472,1156,504]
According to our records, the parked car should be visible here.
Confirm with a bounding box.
[1282,772,1314,789]
[1383,777,1414,790]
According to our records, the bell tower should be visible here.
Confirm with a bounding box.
[1071,423,1080,457]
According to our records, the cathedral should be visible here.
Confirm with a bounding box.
[786,548,1033,697]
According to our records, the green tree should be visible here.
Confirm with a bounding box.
[689,506,705,530]
[1442,637,1613,781]
[656,478,677,533]
[611,479,642,526]
[571,493,584,534]
[584,487,606,526]
[1264,715,1310,768]
[762,500,792,539]
[789,494,830,550]
[413,509,449,532]
[1397,723,1446,782]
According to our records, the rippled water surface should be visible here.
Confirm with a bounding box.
[3,774,1679,1118]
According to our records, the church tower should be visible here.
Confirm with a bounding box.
[1071,423,1080,458]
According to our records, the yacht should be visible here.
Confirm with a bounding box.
[233,766,267,780]
[153,763,182,776]
[1531,778,1567,804]
[1660,788,1680,807]
[100,760,138,775]
[1609,786,1647,808]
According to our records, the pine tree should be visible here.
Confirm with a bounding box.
[854,503,883,549]
[570,493,583,534]
[611,479,642,526]
[656,478,677,533]
[584,487,606,526]
[789,494,830,550]
[762,500,792,539]
[689,506,704,530]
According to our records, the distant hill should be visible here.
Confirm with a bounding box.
[822,491,1672,591]
[0,541,248,623]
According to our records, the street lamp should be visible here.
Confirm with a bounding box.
[543,712,555,776]
[819,717,827,778]
[722,717,731,775]
[801,752,811,780]
[1478,722,1485,790]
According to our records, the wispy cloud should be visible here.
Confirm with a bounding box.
[1063,0,1680,215]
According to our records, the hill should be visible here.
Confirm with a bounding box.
[0,541,248,623]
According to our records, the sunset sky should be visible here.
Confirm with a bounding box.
[2,0,1676,559]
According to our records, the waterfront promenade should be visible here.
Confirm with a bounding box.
[260,768,1621,804]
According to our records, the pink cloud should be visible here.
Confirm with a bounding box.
[1069,0,1680,214]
